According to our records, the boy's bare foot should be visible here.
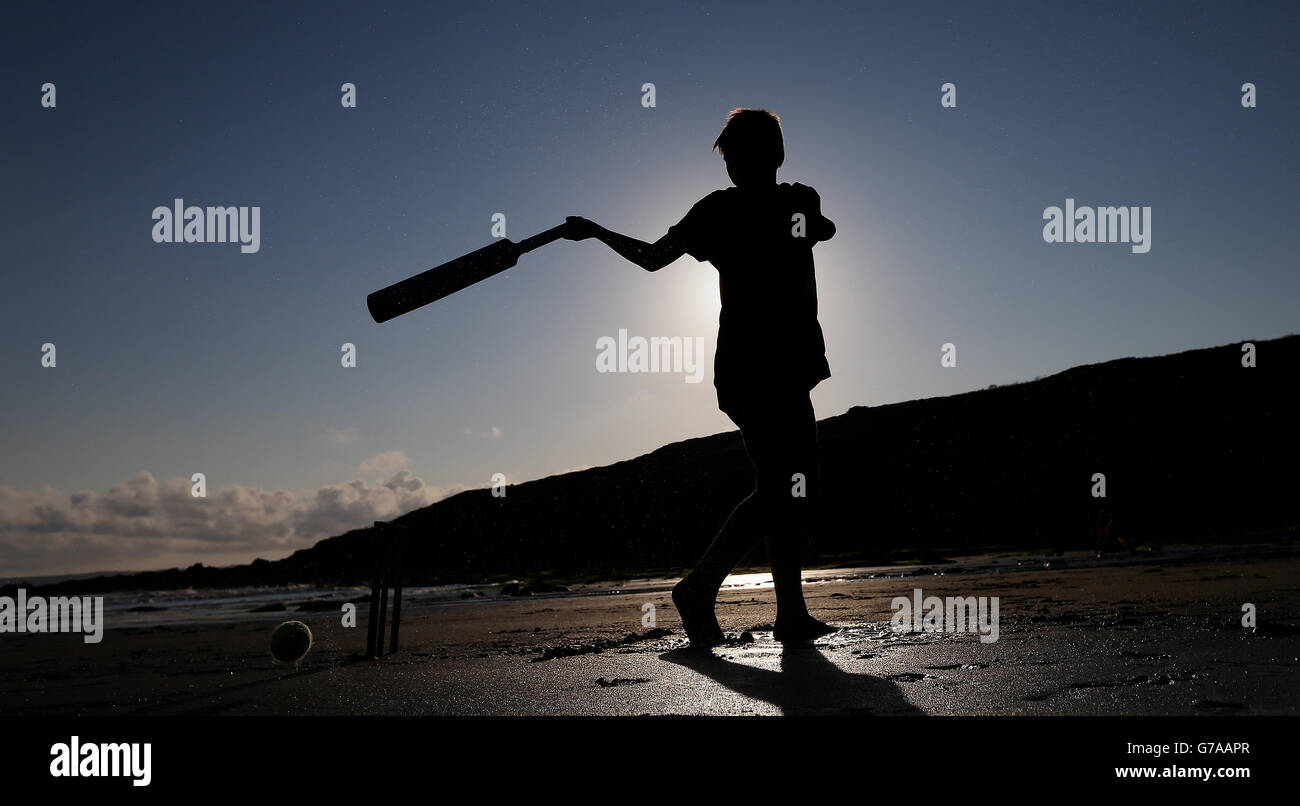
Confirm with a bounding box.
[772,614,837,644]
[672,577,725,649]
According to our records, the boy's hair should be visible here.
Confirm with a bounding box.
[712,108,784,169]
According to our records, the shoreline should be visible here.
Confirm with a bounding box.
[8,541,1293,632]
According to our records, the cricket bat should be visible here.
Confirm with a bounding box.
[367,223,568,323]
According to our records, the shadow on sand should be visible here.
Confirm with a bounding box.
[661,645,922,715]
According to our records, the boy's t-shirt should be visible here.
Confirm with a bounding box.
[666,182,833,416]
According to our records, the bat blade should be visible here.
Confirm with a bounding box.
[367,224,568,323]
[367,239,521,323]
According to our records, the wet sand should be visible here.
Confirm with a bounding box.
[3,546,1297,716]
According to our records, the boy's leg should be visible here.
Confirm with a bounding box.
[673,402,770,648]
[766,532,809,619]
[673,392,832,646]
[761,393,835,642]
[672,490,762,646]
[680,490,764,593]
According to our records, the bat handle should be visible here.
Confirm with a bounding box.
[515,223,569,255]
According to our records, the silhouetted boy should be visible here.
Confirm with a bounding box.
[565,108,836,647]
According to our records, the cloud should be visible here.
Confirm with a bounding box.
[291,470,440,537]
[357,450,410,476]
[0,470,461,578]
[327,428,359,443]
[463,426,504,439]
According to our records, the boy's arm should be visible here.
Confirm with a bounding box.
[564,216,685,272]
[815,213,836,242]
[793,183,836,242]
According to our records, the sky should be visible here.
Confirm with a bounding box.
[1,0,1296,577]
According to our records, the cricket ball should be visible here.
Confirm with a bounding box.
[270,620,313,664]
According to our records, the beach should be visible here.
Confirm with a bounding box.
[3,543,1296,717]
